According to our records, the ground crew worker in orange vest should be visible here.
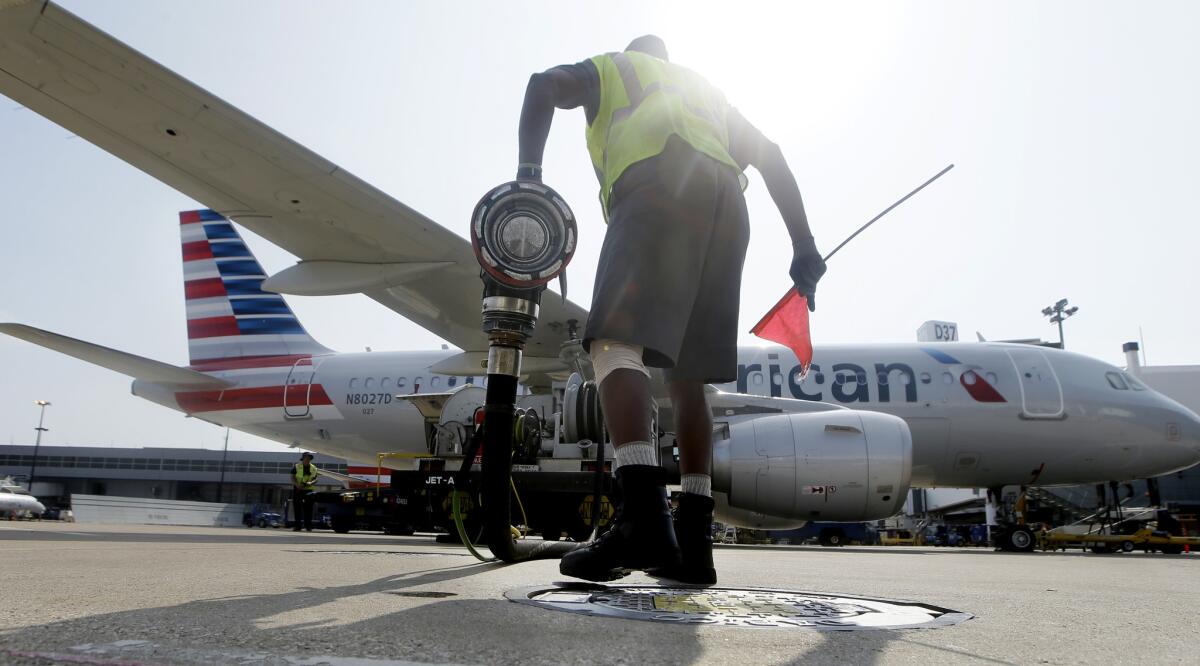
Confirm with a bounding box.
[516,35,826,583]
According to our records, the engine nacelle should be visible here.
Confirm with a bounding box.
[712,410,912,526]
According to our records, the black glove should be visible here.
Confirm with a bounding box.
[789,236,826,312]
[515,163,543,183]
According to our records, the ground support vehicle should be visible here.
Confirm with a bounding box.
[1037,527,1199,554]
[879,528,922,546]
[770,522,879,546]
[315,470,616,540]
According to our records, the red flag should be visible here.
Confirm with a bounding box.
[750,288,813,377]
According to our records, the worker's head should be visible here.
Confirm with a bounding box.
[300,452,314,462]
[625,34,668,61]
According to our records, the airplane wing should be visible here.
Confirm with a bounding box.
[0,1,587,366]
[0,323,232,389]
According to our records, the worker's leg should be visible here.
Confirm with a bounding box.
[302,493,314,531]
[669,379,712,477]
[291,489,303,531]
[559,344,680,582]
[645,379,718,584]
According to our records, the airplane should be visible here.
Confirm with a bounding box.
[0,477,47,517]
[1,2,1198,547]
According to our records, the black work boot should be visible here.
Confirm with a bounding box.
[559,465,681,582]
[648,493,717,585]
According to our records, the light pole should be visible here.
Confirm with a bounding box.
[217,427,230,503]
[28,400,50,493]
[1041,299,1079,349]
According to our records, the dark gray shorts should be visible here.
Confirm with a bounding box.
[583,139,750,384]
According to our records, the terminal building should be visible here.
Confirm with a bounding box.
[0,445,348,510]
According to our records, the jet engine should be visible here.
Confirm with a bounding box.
[711,409,912,527]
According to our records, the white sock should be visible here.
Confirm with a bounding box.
[681,474,712,498]
[614,442,657,469]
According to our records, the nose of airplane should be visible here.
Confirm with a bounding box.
[1168,401,1200,470]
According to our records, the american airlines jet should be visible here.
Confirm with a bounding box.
[1,2,1198,544]
[1,209,1196,492]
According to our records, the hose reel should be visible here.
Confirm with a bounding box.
[469,179,579,563]
[563,372,605,444]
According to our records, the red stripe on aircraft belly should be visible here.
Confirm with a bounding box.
[189,354,313,371]
[185,278,227,299]
[176,384,334,413]
[182,241,213,261]
[187,316,241,339]
[347,466,395,474]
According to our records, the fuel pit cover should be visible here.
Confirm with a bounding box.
[506,583,971,630]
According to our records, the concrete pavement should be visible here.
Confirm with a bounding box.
[0,522,1196,665]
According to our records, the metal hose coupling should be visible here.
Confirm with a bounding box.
[471,180,578,562]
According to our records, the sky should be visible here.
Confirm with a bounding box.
[1,1,1197,453]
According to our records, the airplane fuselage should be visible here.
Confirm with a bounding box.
[131,342,1200,489]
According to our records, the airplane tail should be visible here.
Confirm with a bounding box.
[180,210,329,367]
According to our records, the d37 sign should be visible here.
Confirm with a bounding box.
[917,320,958,342]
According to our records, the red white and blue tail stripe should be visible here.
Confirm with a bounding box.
[180,210,329,365]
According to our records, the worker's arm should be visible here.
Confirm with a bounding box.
[517,64,593,179]
[727,108,826,310]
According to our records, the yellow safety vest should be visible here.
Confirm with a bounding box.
[586,50,743,215]
[293,463,318,489]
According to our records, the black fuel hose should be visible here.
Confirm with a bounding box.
[481,373,577,562]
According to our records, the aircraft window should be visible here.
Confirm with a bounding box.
[942,372,954,385]
[771,373,782,386]
[432,376,442,388]
[877,372,888,385]
[414,377,425,392]
[920,372,932,384]
[348,378,359,390]
[985,372,998,385]
[1124,373,1147,390]
[448,377,457,387]
[381,377,392,390]
[365,377,375,389]
[1106,372,1128,390]
[752,372,764,385]
[397,377,408,389]
[962,370,978,385]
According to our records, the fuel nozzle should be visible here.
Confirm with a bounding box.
[470,180,577,562]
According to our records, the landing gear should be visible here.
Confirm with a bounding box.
[988,486,1036,552]
[995,525,1036,553]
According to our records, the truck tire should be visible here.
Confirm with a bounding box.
[1120,541,1135,553]
[819,529,846,547]
[1161,544,1184,555]
[331,517,352,534]
[257,518,267,528]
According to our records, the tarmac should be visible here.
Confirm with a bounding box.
[0,522,1196,665]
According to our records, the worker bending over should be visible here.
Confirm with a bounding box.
[517,35,826,583]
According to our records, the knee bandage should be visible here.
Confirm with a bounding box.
[590,339,650,385]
